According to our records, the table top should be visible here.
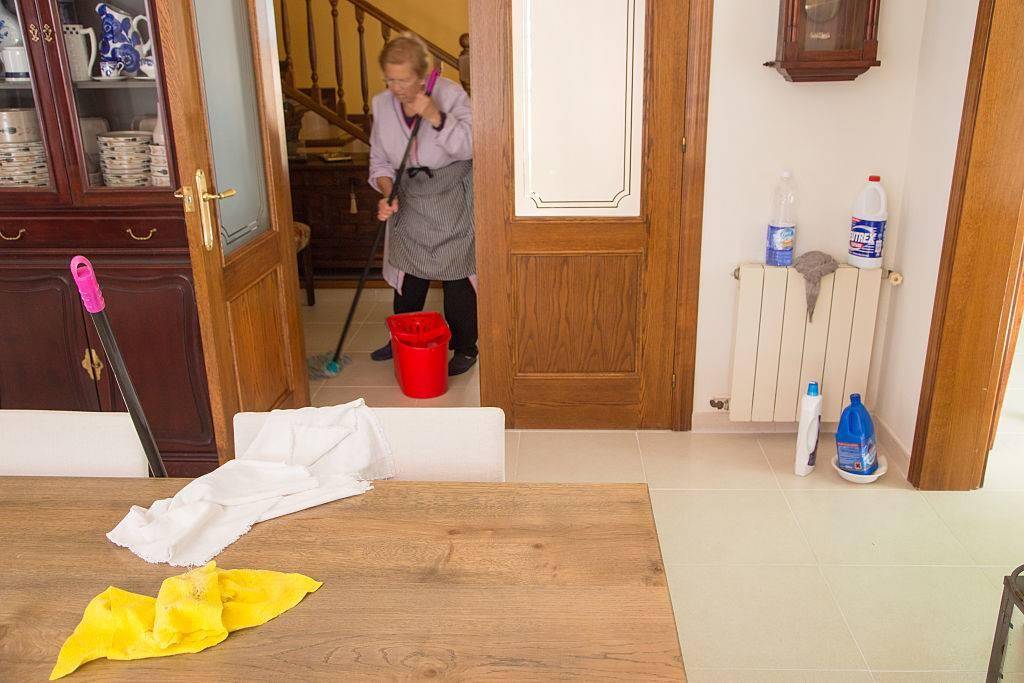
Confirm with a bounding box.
[0,478,684,681]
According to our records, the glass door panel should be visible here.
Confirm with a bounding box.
[192,0,270,255]
[51,0,172,190]
[0,0,55,192]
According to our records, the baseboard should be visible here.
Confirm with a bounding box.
[875,417,912,478]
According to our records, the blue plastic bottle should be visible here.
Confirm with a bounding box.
[835,394,878,475]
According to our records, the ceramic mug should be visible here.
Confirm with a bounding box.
[1,45,30,81]
[97,59,124,79]
[63,24,98,82]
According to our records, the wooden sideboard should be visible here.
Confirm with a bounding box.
[288,153,385,279]
[0,0,216,476]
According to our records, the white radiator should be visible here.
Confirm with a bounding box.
[730,264,882,423]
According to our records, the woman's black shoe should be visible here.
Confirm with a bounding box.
[370,341,393,361]
[448,353,477,376]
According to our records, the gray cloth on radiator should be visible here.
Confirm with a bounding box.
[793,251,838,322]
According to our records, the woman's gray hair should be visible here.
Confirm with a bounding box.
[379,32,432,78]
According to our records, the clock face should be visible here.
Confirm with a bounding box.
[805,0,842,24]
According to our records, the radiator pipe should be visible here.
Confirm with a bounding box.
[731,265,903,285]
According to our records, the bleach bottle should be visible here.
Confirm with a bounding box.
[795,381,822,476]
[835,394,878,475]
[848,176,887,268]
[766,171,798,267]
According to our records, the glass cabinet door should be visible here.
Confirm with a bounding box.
[50,0,173,192]
[0,0,59,197]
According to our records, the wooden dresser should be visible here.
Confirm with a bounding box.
[0,0,215,475]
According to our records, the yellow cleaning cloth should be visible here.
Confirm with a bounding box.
[50,562,321,680]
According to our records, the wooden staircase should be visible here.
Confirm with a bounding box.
[276,0,470,146]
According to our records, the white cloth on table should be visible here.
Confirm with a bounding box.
[107,400,394,566]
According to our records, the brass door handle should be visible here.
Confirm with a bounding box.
[174,186,195,213]
[81,348,103,382]
[126,227,157,241]
[0,228,26,241]
[202,188,237,202]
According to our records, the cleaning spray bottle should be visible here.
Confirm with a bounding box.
[795,381,822,476]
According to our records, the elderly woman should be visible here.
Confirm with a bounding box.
[368,33,477,377]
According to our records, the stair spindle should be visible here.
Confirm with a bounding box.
[279,0,294,88]
[381,23,391,42]
[305,0,321,104]
[458,33,470,93]
[355,7,371,135]
[328,0,347,118]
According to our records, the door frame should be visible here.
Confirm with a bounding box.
[910,0,1024,490]
[468,0,712,429]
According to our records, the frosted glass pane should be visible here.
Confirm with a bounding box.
[192,0,269,254]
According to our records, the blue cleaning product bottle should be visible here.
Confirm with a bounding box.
[835,394,878,475]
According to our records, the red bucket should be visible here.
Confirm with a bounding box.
[386,312,452,398]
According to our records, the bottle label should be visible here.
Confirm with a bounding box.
[808,416,820,467]
[837,437,878,474]
[767,225,795,251]
[849,218,886,259]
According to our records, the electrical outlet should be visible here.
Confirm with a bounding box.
[709,397,730,411]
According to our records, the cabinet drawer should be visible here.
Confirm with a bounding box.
[0,217,188,250]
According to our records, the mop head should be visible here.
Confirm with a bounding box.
[307,352,352,379]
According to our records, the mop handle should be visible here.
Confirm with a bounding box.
[330,68,443,364]
[70,256,168,478]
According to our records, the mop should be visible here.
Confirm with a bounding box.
[307,67,441,380]
[70,256,168,478]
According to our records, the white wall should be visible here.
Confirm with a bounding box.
[872,0,979,452]
[692,0,975,436]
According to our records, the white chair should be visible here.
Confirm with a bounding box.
[0,410,150,477]
[233,407,507,482]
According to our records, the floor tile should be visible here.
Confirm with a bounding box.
[983,446,1024,491]
[822,565,997,671]
[362,300,396,323]
[417,384,481,408]
[301,294,368,325]
[786,491,971,565]
[923,491,1024,565]
[303,322,352,355]
[321,352,398,387]
[504,431,520,482]
[686,671,872,683]
[651,491,815,565]
[639,432,778,490]
[312,386,418,408]
[667,564,865,671]
[346,323,390,353]
[514,431,644,483]
[761,434,913,491]
[872,674,987,682]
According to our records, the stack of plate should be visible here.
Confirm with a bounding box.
[98,131,153,187]
[0,109,48,187]
[149,144,170,187]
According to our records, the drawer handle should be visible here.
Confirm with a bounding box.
[126,227,157,241]
[0,228,26,241]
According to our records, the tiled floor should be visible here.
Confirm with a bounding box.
[302,287,480,408]
[510,429,1024,681]
[301,288,1024,680]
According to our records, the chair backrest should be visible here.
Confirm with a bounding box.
[234,407,506,482]
[0,410,150,477]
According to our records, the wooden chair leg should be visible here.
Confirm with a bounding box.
[303,246,315,306]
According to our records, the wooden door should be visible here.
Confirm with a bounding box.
[155,0,308,461]
[0,266,100,410]
[473,0,687,428]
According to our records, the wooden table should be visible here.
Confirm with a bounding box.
[0,478,684,681]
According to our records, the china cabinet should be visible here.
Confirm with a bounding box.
[0,0,215,475]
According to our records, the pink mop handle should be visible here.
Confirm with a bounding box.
[424,67,441,95]
[70,255,105,314]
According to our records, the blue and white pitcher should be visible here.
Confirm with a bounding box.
[95,3,150,74]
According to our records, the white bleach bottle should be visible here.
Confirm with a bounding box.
[848,175,887,268]
[795,381,822,476]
